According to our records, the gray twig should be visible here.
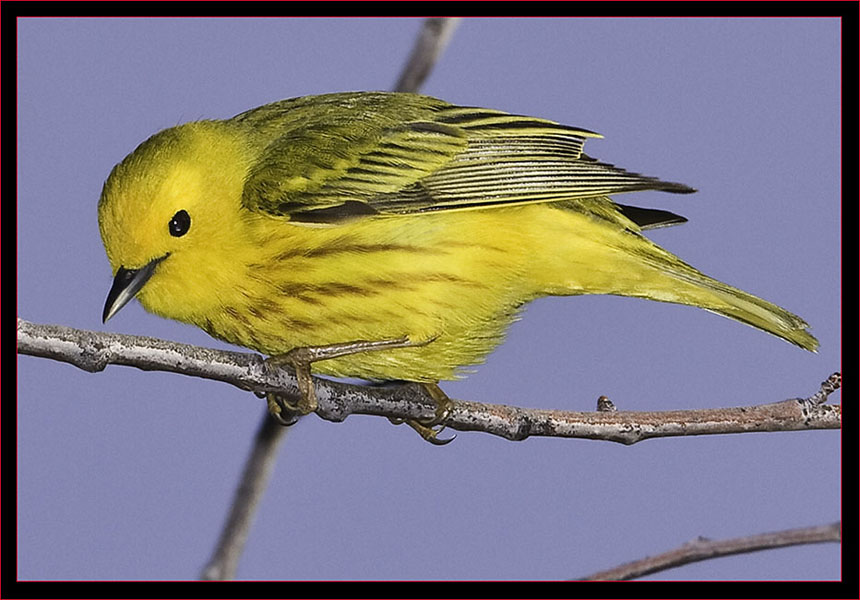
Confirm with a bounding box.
[393,18,461,93]
[579,522,842,581]
[17,318,842,444]
[200,412,287,581]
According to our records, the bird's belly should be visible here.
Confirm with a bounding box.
[206,212,533,381]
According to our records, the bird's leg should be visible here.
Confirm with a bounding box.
[264,337,420,424]
[264,337,455,444]
[389,382,456,445]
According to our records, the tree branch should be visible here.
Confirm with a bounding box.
[393,18,461,93]
[200,411,287,581]
[17,319,842,444]
[578,521,842,581]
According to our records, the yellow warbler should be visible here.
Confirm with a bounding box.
[99,92,817,391]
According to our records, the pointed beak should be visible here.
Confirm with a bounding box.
[102,255,167,323]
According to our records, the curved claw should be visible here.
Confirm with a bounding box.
[402,419,457,445]
[388,382,457,445]
[271,413,302,427]
[426,428,457,446]
[266,392,302,426]
[270,410,301,427]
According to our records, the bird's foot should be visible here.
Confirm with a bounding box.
[389,382,456,445]
[263,337,423,425]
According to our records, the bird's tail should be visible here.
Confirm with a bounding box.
[632,246,818,351]
[532,208,818,352]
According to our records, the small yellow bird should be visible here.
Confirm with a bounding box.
[99,92,817,439]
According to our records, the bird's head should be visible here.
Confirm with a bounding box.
[98,121,253,324]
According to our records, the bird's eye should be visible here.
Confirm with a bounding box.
[169,210,191,237]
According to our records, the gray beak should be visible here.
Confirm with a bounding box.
[102,255,166,323]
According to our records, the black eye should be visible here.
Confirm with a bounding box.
[169,210,191,237]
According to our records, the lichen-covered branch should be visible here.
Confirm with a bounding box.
[579,521,842,581]
[17,318,842,444]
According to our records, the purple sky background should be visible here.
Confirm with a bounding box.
[17,18,841,580]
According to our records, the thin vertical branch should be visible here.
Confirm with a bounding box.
[394,18,461,93]
[200,412,288,581]
[198,18,461,580]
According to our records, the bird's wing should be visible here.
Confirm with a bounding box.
[241,98,694,224]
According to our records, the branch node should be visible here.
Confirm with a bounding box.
[807,372,842,406]
[597,395,617,412]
